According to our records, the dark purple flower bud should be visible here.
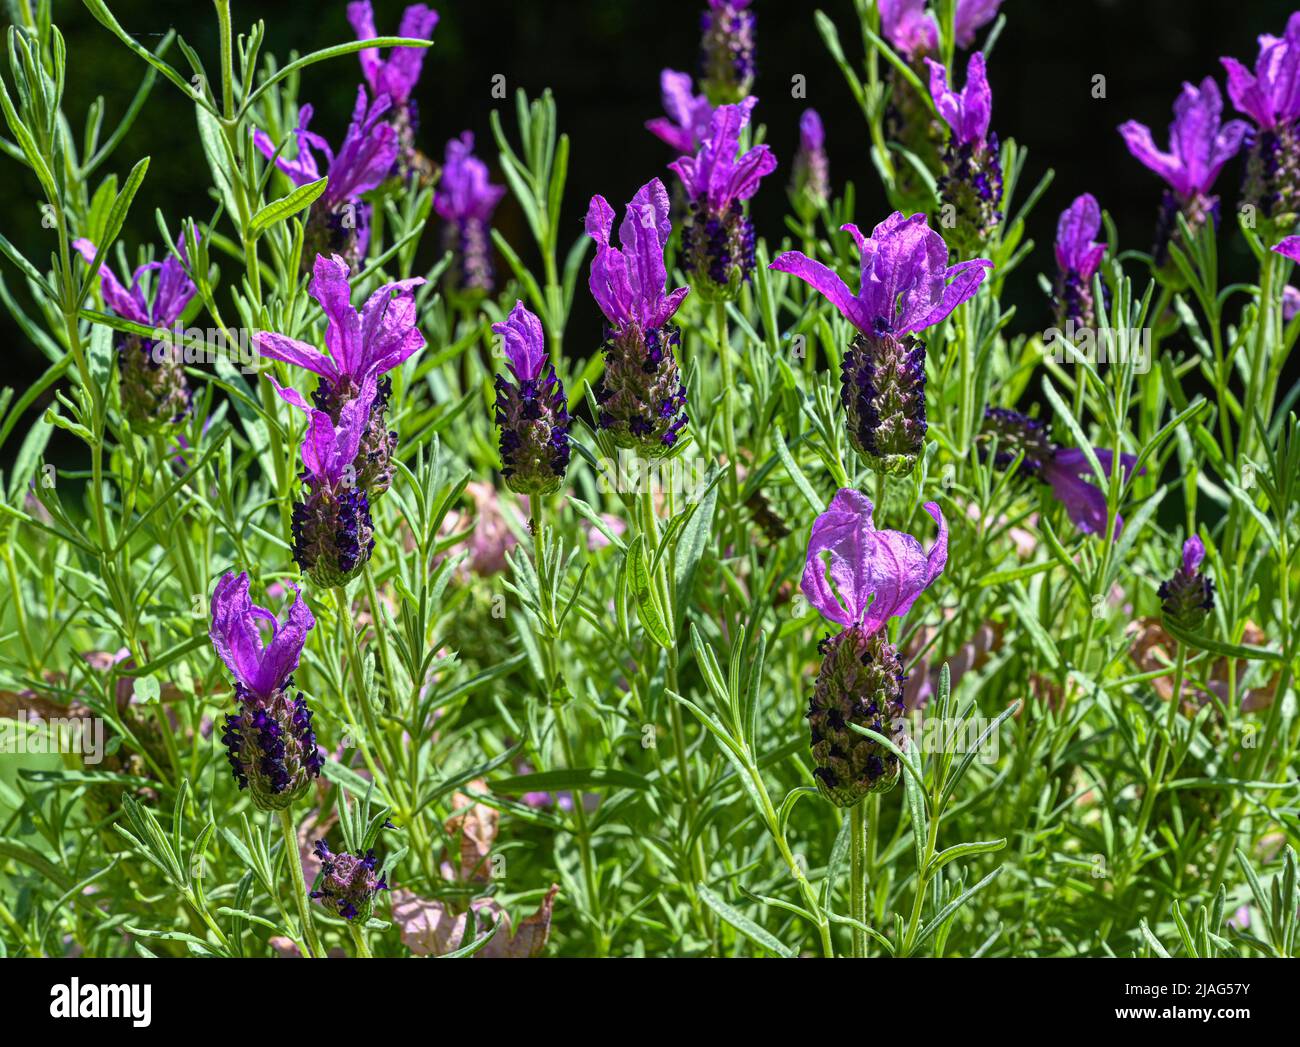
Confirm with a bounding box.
[1222,14,1300,221]
[1119,78,1247,268]
[310,839,389,921]
[275,377,379,587]
[348,3,439,183]
[73,235,198,433]
[492,301,570,495]
[209,572,322,810]
[771,212,991,476]
[802,490,947,807]
[1053,194,1108,330]
[928,53,1003,250]
[790,109,831,216]
[977,407,1140,537]
[256,254,426,501]
[255,88,399,269]
[699,0,756,106]
[434,132,506,297]
[670,100,776,302]
[1159,535,1215,633]
[587,180,691,455]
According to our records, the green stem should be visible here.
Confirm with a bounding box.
[348,919,373,958]
[278,807,323,959]
[850,802,868,958]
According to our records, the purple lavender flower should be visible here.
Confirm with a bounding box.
[978,407,1139,538]
[1119,78,1248,266]
[274,377,379,588]
[1053,194,1108,330]
[952,0,1004,49]
[1276,234,1300,262]
[1159,535,1215,633]
[493,300,571,495]
[311,839,389,920]
[1222,13,1300,220]
[347,2,440,183]
[699,0,756,106]
[770,211,992,476]
[433,132,507,298]
[256,254,425,499]
[928,52,1002,249]
[790,109,831,218]
[74,235,197,432]
[646,69,716,155]
[254,86,399,267]
[803,488,947,806]
[879,0,938,59]
[586,178,691,455]
[210,572,323,809]
[670,99,777,302]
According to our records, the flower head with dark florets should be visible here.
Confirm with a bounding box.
[771,211,992,476]
[1159,535,1216,633]
[493,300,570,495]
[1222,13,1300,221]
[790,109,831,219]
[74,234,198,432]
[1119,78,1248,267]
[210,572,323,810]
[1053,194,1108,331]
[977,407,1140,538]
[311,839,389,920]
[434,132,506,298]
[587,178,692,456]
[256,254,425,498]
[803,489,948,807]
[255,87,399,267]
[274,376,379,588]
[928,52,1002,250]
[699,0,756,106]
[670,100,777,302]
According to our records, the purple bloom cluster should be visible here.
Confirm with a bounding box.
[671,100,777,301]
[74,235,198,431]
[587,178,692,454]
[434,132,506,296]
[928,52,1002,249]
[210,573,323,810]
[311,839,389,920]
[1053,194,1108,330]
[978,407,1139,538]
[493,301,571,495]
[771,211,991,476]
[803,489,948,806]
[699,0,756,106]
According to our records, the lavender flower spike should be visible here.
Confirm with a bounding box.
[646,69,715,155]
[347,2,440,183]
[803,489,948,807]
[74,235,197,432]
[790,109,831,219]
[1053,193,1108,330]
[311,839,389,921]
[254,86,398,267]
[1119,78,1248,266]
[1159,534,1215,633]
[670,99,777,301]
[1222,13,1300,220]
[275,377,379,588]
[587,178,691,455]
[978,407,1139,537]
[210,572,323,809]
[770,211,992,476]
[699,0,756,106]
[493,300,571,495]
[434,132,507,298]
[256,254,425,498]
[928,51,1002,249]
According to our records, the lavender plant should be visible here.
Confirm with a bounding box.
[0,0,1297,967]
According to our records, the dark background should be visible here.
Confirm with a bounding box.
[4,0,1299,466]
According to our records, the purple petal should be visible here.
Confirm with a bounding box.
[879,0,938,59]
[73,238,151,326]
[433,132,506,223]
[209,572,314,698]
[310,254,361,374]
[493,300,547,381]
[799,109,824,152]
[1055,193,1106,276]
[1182,534,1205,573]
[256,331,338,382]
[927,52,991,145]
[1273,235,1300,263]
[769,250,868,331]
[953,0,1003,50]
